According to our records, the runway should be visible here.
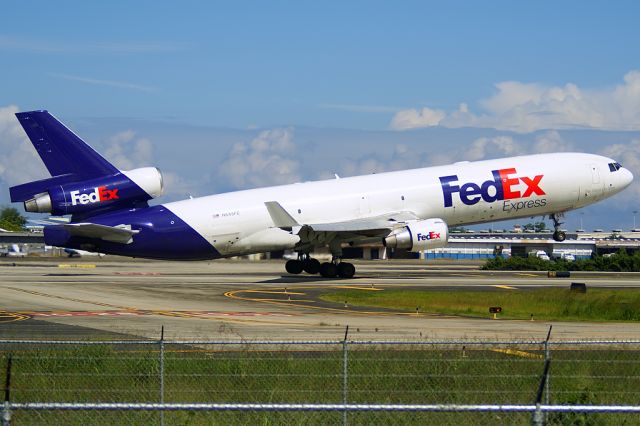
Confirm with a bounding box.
[2,258,640,341]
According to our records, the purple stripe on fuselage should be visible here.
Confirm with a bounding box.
[44,205,220,260]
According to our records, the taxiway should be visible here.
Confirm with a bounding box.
[2,258,640,341]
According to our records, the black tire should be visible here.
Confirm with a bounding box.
[337,262,355,279]
[553,231,566,242]
[303,258,321,274]
[319,262,338,278]
[285,259,303,274]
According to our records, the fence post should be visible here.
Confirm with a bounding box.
[342,325,349,426]
[544,326,552,414]
[532,331,552,426]
[2,355,12,426]
[159,326,165,426]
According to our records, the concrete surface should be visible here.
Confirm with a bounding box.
[2,258,640,341]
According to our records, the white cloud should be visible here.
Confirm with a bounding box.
[391,70,640,132]
[390,107,445,130]
[103,130,154,170]
[218,128,301,189]
[318,103,401,113]
[466,136,519,161]
[0,105,48,188]
[50,73,157,92]
[337,156,388,177]
[424,131,573,166]
[160,171,204,199]
[532,130,574,154]
[600,139,640,200]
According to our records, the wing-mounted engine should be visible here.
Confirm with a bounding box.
[383,218,449,252]
[21,167,164,215]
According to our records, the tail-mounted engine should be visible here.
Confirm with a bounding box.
[22,167,164,215]
[383,218,449,252]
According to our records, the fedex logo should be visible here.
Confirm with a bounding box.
[440,168,545,207]
[70,186,119,206]
[417,231,441,241]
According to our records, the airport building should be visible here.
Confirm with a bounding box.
[3,228,640,261]
[423,231,640,260]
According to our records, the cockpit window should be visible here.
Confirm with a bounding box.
[608,162,622,172]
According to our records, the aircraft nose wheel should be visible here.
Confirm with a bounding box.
[550,213,566,242]
[553,230,566,242]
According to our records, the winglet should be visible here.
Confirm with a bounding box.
[264,201,299,229]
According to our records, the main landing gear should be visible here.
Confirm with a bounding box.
[285,254,355,279]
[550,213,566,242]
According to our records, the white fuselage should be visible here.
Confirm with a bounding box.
[162,153,633,257]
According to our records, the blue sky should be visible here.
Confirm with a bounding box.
[2,1,639,128]
[1,1,640,228]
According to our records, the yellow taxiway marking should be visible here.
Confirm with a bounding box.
[516,273,539,277]
[493,285,517,290]
[153,311,307,326]
[0,311,30,323]
[491,348,543,359]
[58,264,96,268]
[238,297,317,303]
[329,285,384,291]
[242,290,307,295]
[224,286,458,318]
[2,286,132,310]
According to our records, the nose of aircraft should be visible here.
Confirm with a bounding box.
[620,167,634,189]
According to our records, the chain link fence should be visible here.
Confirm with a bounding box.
[2,335,640,425]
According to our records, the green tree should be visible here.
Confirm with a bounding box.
[0,207,27,231]
[449,226,468,233]
[523,221,547,232]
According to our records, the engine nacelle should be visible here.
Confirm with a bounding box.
[383,218,449,252]
[24,167,164,215]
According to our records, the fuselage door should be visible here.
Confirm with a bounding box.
[591,164,600,185]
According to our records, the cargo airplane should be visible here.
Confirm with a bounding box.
[9,111,633,278]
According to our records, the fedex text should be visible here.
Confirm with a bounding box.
[70,186,119,206]
[440,168,545,209]
[417,231,441,241]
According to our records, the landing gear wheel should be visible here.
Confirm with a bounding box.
[285,259,303,274]
[549,213,566,242]
[303,258,321,274]
[337,262,355,279]
[553,230,566,242]
[319,262,338,278]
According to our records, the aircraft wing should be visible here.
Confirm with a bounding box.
[62,223,139,244]
[265,201,417,244]
[308,211,419,233]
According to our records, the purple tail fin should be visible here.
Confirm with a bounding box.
[15,110,118,178]
[10,110,120,202]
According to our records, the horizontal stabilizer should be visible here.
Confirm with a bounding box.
[265,201,300,228]
[10,174,77,202]
[62,223,139,244]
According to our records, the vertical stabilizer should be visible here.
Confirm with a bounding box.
[15,110,118,179]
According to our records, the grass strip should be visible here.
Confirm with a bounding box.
[320,288,640,321]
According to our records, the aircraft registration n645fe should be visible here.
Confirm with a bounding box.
[9,111,634,278]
